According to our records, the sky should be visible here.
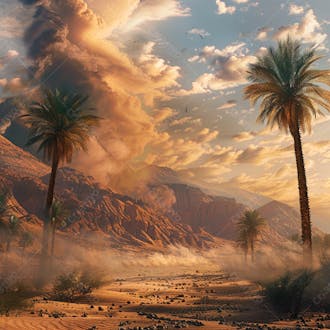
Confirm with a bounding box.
[1,0,330,231]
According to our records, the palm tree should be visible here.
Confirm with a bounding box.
[244,38,330,264]
[237,210,265,262]
[50,200,68,257]
[21,89,100,271]
[237,227,249,262]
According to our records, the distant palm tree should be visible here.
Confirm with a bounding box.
[50,200,68,257]
[237,210,265,262]
[244,38,330,264]
[237,227,249,262]
[21,89,100,270]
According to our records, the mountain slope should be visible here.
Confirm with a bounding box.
[0,136,220,249]
[169,183,247,240]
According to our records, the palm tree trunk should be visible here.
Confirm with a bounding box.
[291,125,312,265]
[244,248,248,263]
[250,240,254,263]
[50,223,56,257]
[40,152,59,277]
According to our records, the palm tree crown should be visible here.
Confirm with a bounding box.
[238,210,265,243]
[245,38,330,134]
[22,89,100,163]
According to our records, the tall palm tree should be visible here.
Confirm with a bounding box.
[237,210,265,262]
[50,200,68,257]
[21,89,100,270]
[244,38,330,264]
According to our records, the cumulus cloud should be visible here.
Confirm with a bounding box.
[256,27,272,41]
[217,99,237,110]
[145,131,215,169]
[0,77,25,95]
[273,9,327,46]
[289,4,304,15]
[188,28,210,38]
[216,0,236,15]
[233,128,269,142]
[179,42,256,94]
[232,0,249,3]
[15,0,188,180]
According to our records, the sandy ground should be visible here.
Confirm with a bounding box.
[1,271,329,330]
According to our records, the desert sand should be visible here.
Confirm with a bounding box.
[1,271,329,330]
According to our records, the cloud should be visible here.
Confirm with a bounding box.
[122,0,191,31]
[194,128,219,143]
[0,77,25,95]
[188,28,210,38]
[152,107,177,124]
[256,27,272,41]
[15,0,188,180]
[216,0,236,15]
[233,131,258,142]
[233,128,270,142]
[217,99,237,110]
[232,0,249,3]
[273,9,327,46]
[224,172,298,205]
[289,4,304,15]
[179,42,256,94]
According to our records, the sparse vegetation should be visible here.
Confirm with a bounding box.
[304,253,330,312]
[0,278,34,314]
[52,270,103,302]
[262,269,314,318]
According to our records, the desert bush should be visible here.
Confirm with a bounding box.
[52,270,103,302]
[261,269,314,318]
[0,278,34,313]
[305,253,330,312]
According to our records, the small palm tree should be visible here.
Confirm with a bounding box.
[21,89,100,271]
[244,38,330,264]
[50,200,68,257]
[237,210,265,262]
[237,227,249,262]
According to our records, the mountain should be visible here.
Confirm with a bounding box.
[257,200,324,240]
[110,164,270,210]
[257,200,301,239]
[199,182,271,209]
[0,135,322,250]
[0,135,221,250]
[109,164,323,243]
[169,183,246,240]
